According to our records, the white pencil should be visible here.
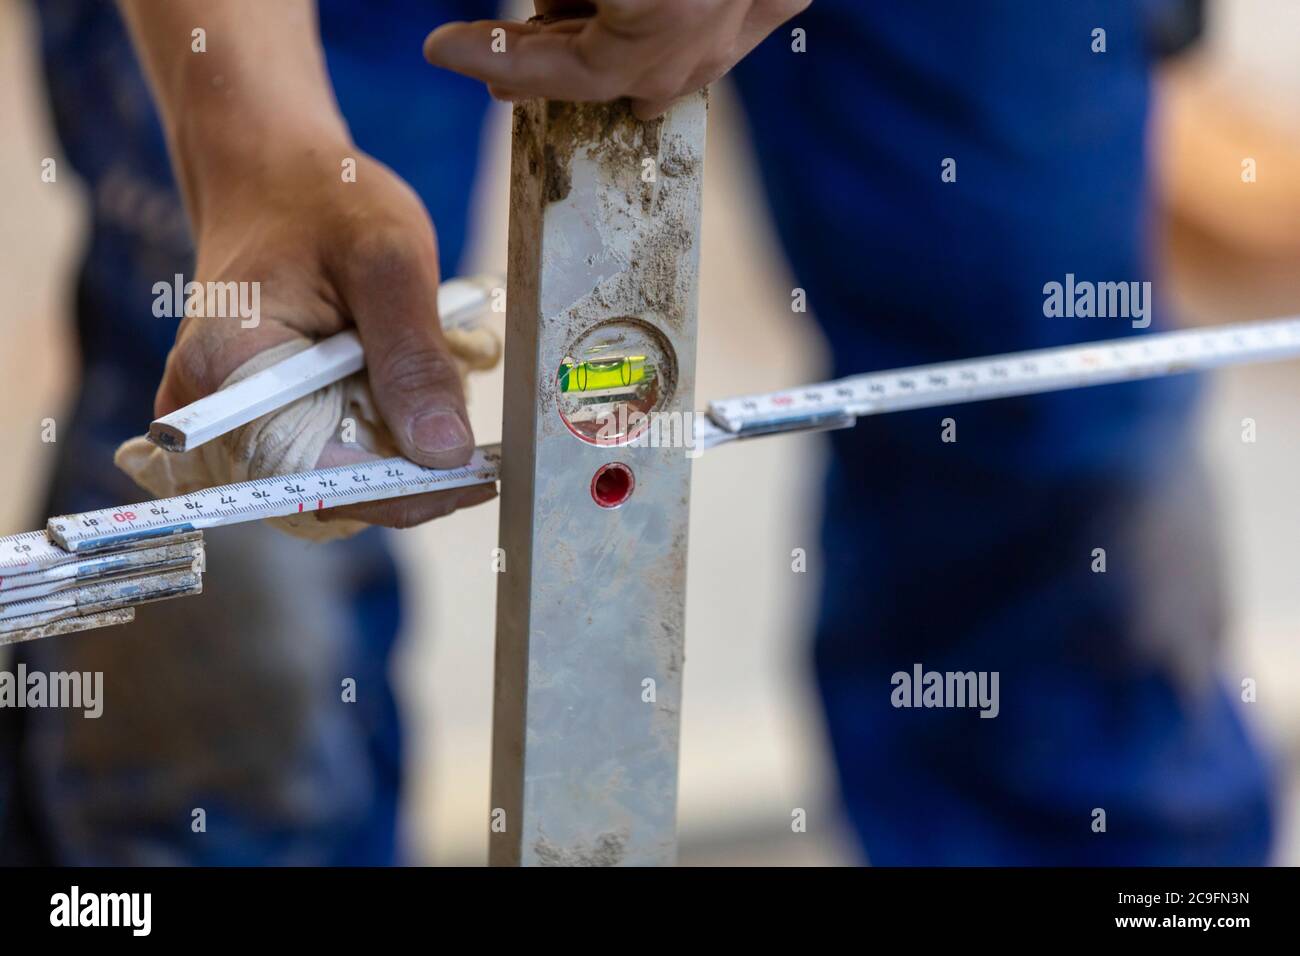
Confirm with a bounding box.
[147,274,501,452]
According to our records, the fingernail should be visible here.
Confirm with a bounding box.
[409,410,470,457]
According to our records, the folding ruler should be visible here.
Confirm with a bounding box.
[0,277,499,645]
[4,95,1300,865]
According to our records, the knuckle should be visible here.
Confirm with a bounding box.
[375,338,462,395]
[356,234,417,278]
[571,46,630,101]
[759,0,811,19]
[388,497,457,529]
[596,76,629,102]
[677,61,726,97]
[381,507,425,530]
[677,0,714,19]
[167,332,225,400]
[579,66,626,102]
[666,0,720,27]
[636,74,682,104]
[347,224,433,285]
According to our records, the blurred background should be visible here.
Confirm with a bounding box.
[1,0,1298,864]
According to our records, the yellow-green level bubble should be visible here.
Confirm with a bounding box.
[558,356,648,393]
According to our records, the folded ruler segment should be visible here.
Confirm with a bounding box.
[0,532,204,645]
[709,316,1300,434]
[1,608,136,646]
[45,447,502,551]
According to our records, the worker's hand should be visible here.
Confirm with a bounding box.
[423,0,810,119]
[155,146,495,529]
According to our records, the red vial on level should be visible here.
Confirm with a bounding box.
[591,463,634,509]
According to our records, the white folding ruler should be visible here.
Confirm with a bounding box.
[0,275,499,645]
[4,308,1299,645]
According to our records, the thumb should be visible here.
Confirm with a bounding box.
[340,234,474,469]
